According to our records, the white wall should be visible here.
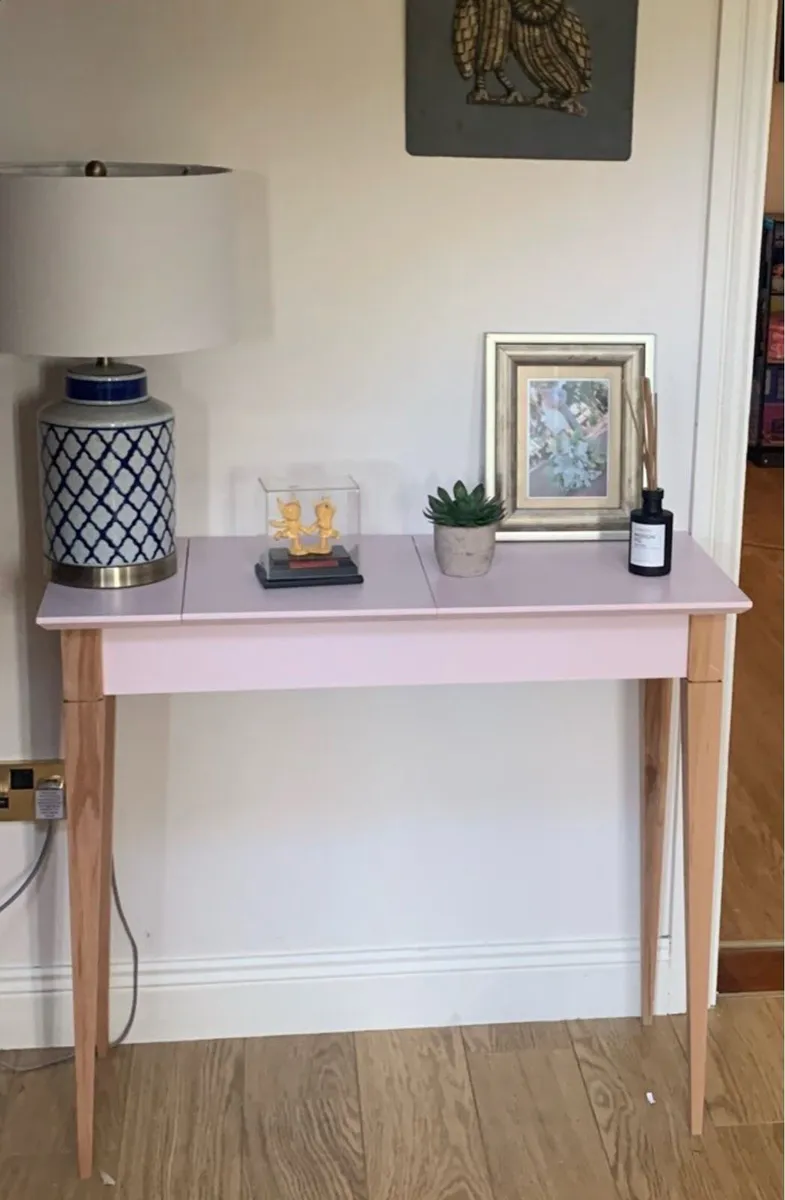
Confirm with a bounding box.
[0,0,719,1045]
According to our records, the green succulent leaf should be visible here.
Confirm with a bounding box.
[423,480,505,527]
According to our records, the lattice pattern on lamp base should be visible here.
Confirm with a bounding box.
[40,418,175,574]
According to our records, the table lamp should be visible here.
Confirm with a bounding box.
[0,161,234,588]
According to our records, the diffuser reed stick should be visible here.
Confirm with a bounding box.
[641,378,658,491]
[628,376,671,577]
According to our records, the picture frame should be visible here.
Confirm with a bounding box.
[484,333,655,541]
[406,0,640,162]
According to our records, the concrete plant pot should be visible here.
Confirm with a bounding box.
[433,523,498,578]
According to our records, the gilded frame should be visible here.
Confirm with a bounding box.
[484,333,655,541]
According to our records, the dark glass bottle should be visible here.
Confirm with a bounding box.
[628,488,673,577]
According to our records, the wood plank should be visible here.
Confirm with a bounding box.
[0,1046,130,1164]
[741,462,783,550]
[641,677,672,1024]
[356,1027,494,1200]
[717,945,784,994]
[462,1021,570,1054]
[672,995,784,1127]
[243,1034,367,1199]
[569,1016,748,1200]
[0,1059,12,1145]
[721,766,784,944]
[715,1124,784,1200]
[466,1045,620,1199]
[688,614,726,682]
[681,675,725,1133]
[61,629,103,702]
[722,534,783,943]
[116,1040,242,1199]
[1,1019,781,1198]
[0,1154,114,1198]
[63,694,108,1178]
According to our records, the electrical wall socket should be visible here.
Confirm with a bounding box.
[0,760,65,822]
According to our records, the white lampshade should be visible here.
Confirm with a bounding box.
[0,162,234,358]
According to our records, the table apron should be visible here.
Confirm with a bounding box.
[101,613,689,695]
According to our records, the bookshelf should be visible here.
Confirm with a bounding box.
[749,215,784,467]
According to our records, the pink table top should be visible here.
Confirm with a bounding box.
[37,539,190,630]
[37,533,750,631]
[183,536,435,622]
[413,533,750,616]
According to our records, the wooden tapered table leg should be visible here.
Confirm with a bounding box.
[681,614,726,1136]
[97,694,116,1058]
[62,629,107,1180]
[641,678,673,1025]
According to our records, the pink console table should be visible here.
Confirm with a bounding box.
[37,533,750,1179]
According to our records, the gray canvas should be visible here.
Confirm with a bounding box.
[406,0,639,160]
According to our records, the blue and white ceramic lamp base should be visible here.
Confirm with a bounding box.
[39,363,176,588]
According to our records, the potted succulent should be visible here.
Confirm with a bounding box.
[424,481,504,578]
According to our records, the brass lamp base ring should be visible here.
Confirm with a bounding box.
[47,553,177,590]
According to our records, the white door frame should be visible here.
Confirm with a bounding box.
[666,0,779,1012]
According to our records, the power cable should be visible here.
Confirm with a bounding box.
[0,822,139,1072]
[0,821,54,916]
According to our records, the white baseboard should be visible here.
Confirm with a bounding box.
[0,935,675,1049]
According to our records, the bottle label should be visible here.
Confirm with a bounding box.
[630,522,666,568]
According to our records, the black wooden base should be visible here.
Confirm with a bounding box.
[256,545,364,589]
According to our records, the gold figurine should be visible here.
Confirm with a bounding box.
[269,495,340,557]
[311,497,340,555]
[270,497,311,556]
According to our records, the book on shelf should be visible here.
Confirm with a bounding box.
[762,365,784,446]
[768,311,784,363]
[749,216,785,457]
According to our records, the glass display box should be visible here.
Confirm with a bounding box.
[256,474,363,589]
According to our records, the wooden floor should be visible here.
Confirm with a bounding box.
[721,465,783,944]
[0,996,781,1197]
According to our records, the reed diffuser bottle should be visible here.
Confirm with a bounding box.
[628,379,673,576]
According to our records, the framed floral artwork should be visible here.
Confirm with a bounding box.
[484,333,655,540]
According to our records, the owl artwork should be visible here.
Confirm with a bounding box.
[405,0,638,160]
[453,0,592,114]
